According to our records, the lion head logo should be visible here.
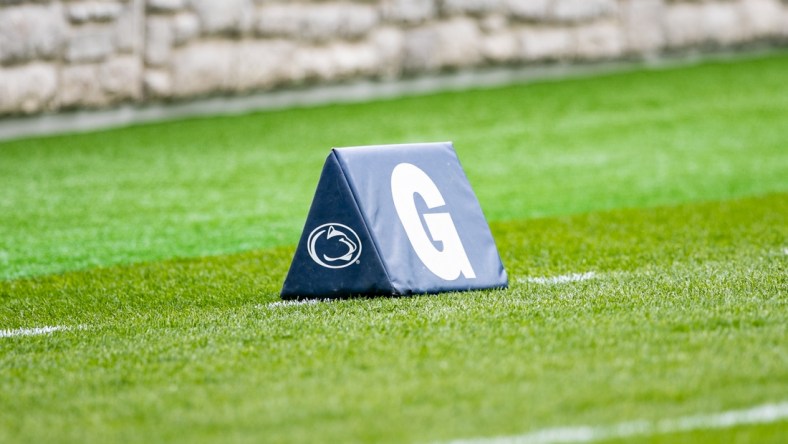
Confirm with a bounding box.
[307,223,362,269]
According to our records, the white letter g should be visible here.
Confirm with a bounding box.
[390,163,476,281]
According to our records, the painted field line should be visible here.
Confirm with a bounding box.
[264,299,332,308]
[0,325,84,338]
[518,272,598,285]
[447,401,788,444]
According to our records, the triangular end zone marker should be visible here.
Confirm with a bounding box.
[280,152,394,298]
[281,142,507,299]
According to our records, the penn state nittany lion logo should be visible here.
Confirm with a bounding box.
[307,223,362,269]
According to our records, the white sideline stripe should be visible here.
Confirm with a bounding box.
[519,272,598,285]
[446,402,788,444]
[265,299,331,308]
[0,325,77,338]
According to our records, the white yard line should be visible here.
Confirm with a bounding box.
[446,401,788,444]
[0,325,80,338]
[264,299,332,308]
[518,272,598,285]
[267,272,601,305]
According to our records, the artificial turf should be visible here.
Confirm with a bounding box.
[1,53,787,443]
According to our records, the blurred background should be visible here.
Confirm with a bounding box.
[1,0,787,118]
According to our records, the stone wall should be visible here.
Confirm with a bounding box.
[1,0,787,116]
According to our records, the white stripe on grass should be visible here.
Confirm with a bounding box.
[266,272,601,306]
[265,299,332,308]
[0,325,78,338]
[519,272,598,285]
[447,401,788,444]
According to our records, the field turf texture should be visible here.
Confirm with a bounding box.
[1,54,787,443]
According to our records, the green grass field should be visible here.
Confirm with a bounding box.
[1,54,787,443]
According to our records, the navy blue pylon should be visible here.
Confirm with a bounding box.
[281,142,508,299]
[281,151,393,299]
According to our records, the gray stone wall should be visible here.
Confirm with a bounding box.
[1,0,787,116]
